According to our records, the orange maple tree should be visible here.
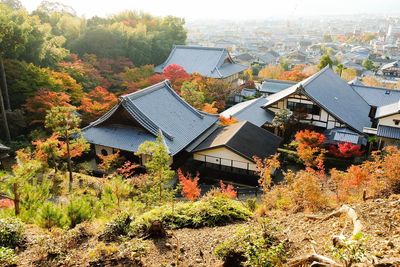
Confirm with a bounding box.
[253,154,280,191]
[80,86,118,124]
[177,169,201,201]
[294,130,326,174]
[219,116,238,126]
[24,89,71,125]
[97,150,121,174]
[33,133,89,172]
[202,102,218,114]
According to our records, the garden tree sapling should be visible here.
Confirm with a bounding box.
[45,106,89,192]
[253,154,280,192]
[0,149,44,215]
[135,135,175,203]
[272,108,292,136]
[104,176,131,208]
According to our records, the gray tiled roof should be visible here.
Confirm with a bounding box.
[259,79,295,94]
[381,60,400,70]
[264,67,372,133]
[221,97,274,127]
[193,121,282,161]
[377,125,400,140]
[83,80,218,155]
[324,127,367,145]
[84,124,156,152]
[351,84,400,107]
[155,45,248,78]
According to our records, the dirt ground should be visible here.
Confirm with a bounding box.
[15,195,400,267]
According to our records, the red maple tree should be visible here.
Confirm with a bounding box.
[162,64,190,87]
[329,142,364,158]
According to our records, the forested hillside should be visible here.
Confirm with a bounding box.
[0,0,186,142]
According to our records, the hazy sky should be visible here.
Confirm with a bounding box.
[20,0,400,20]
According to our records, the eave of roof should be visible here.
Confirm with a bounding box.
[375,101,400,119]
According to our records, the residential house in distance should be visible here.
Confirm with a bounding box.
[256,51,280,66]
[155,45,248,85]
[380,60,400,78]
[233,53,255,66]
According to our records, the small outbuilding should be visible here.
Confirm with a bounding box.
[192,121,282,173]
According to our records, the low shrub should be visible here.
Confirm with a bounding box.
[261,185,294,212]
[37,202,66,229]
[244,198,258,212]
[0,247,17,266]
[0,218,24,248]
[88,242,118,262]
[66,197,93,228]
[214,220,287,267]
[101,213,133,241]
[133,196,252,233]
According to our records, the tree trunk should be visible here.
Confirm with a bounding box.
[0,57,10,111]
[66,137,73,192]
[13,183,20,216]
[0,75,10,142]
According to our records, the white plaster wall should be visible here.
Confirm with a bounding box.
[193,147,256,171]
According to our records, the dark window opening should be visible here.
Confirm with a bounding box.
[287,101,321,115]
[100,149,108,156]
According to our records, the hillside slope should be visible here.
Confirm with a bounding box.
[15,195,400,266]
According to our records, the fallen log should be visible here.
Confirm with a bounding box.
[287,253,341,267]
[373,258,400,267]
[288,205,363,267]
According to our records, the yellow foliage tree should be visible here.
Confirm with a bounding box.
[259,64,284,79]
